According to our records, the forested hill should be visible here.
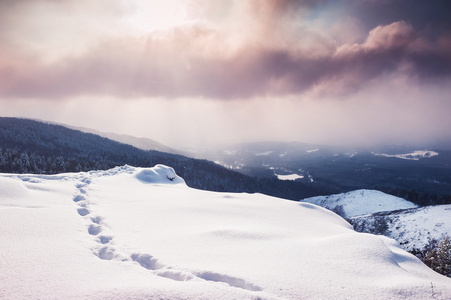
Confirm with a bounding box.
[0,117,319,200]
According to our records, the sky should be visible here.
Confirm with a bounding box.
[1,0,451,149]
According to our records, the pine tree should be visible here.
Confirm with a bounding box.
[423,235,451,277]
[436,236,451,277]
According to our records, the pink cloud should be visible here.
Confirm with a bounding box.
[1,9,450,100]
[363,21,415,50]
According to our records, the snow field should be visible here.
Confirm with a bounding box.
[275,173,304,181]
[1,165,451,299]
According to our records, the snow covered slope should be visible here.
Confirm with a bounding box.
[372,150,439,160]
[1,166,450,299]
[301,189,418,218]
[350,205,451,252]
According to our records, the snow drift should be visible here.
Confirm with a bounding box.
[1,165,450,299]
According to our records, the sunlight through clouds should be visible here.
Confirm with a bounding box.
[124,0,190,34]
[0,0,450,148]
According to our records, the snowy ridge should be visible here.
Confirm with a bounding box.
[350,205,451,252]
[372,150,439,160]
[1,166,451,299]
[301,189,418,218]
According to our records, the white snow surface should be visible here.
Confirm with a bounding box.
[255,151,273,156]
[306,148,319,153]
[372,150,439,160]
[301,189,418,218]
[1,165,450,299]
[275,173,304,181]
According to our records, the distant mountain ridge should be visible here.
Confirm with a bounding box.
[69,127,180,154]
[0,117,319,200]
[29,119,181,154]
[199,141,451,206]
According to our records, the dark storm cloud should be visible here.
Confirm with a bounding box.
[2,20,451,100]
[348,0,451,37]
[0,0,450,100]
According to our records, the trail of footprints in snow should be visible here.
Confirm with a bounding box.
[72,172,262,292]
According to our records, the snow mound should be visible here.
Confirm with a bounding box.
[1,167,450,299]
[0,177,30,198]
[135,164,185,185]
[301,189,418,218]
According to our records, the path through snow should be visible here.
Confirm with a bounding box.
[71,165,264,293]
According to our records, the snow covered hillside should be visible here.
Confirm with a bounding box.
[350,205,451,252]
[301,189,418,218]
[1,165,450,299]
[372,150,439,160]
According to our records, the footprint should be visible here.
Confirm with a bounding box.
[98,235,112,244]
[77,208,90,216]
[156,270,195,281]
[81,178,92,185]
[73,194,85,202]
[91,216,103,224]
[75,183,87,189]
[195,271,262,292]
[96,246,115,260]
[131,253,164,270]
[88,224,102,235]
